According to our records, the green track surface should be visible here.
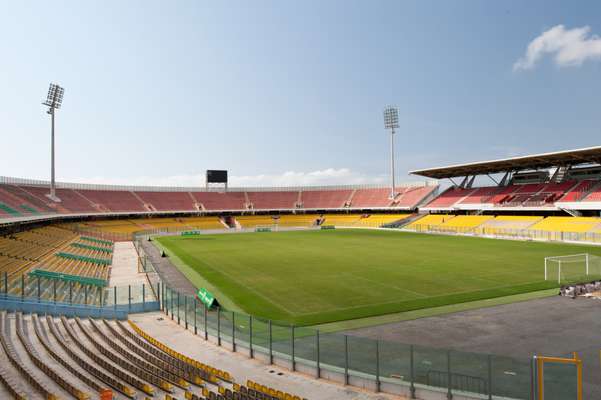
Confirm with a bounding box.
[156,229,601,326]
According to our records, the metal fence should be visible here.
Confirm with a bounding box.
[0,271,159,315]
[0,231,583,398]
[79,221,601,246]
[406,224,601,244]
[157,280,546,399]
[0,232,576,399]
[129,228,585,399]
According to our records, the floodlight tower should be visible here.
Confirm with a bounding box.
[383,106,399,199]
[42,83,65,202]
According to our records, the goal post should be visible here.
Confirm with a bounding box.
[544,253,601,284]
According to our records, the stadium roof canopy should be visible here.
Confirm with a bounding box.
[410,146,601,179]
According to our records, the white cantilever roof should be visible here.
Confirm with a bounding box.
[410,145,601,179]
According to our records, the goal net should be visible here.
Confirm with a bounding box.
[544,253,601,284]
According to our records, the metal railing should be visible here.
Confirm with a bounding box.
[0,231,570,399]
[130,229,587,400]
[157,279,542,399]
[406,224,601,244]
[0,271,160,318]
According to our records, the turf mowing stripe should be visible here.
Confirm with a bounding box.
[155,236,294,316]
[155,229,601,326]
[152,238,243,313]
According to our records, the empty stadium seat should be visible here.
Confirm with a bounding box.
[458,187,503,204]
[350,188,392,208]
[235,215,277,228]
[0,182,439,217]
[136,191,197,211]
[80,190,146,212]
[529,216,601,233]
[489,185,520,204]
[275,214,319,227]
[300,190,353,209]
[560,180,596,202]
[246,191,298,210]
[0,184,56,213]
[582,182,601,202]
[406,214,454,229]
[394,185,437,208]
[435,215,493,232]
[480,215,543,231]
[423,187,474,208]
[0,188,42,215]
[191,192,246,211]
[20,186,98,213]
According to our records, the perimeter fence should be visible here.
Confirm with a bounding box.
[406,224,601,244]
[134,236,579,400]
[158,281,584,400]
[77,221,601,246]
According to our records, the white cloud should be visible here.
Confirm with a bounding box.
[231,168,390,187]
[514,24,601,71]
[66,168,390,188]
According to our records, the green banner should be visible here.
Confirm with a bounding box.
[196,288,217,308]
[181,230,202,236]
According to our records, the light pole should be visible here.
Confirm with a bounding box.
[42,83,64,202]
[383,106,399,199]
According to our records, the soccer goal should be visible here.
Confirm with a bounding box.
[544,253,601,284]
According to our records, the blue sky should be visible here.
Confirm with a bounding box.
[1,1,600,187]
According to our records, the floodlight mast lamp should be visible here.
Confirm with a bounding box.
[383,106,399,199]
[42,83,64,202]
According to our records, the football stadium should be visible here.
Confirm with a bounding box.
[3,3,601,400]
[3,148,601,400]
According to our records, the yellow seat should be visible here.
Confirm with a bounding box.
[406,214,454,229]
[530,216,601,233]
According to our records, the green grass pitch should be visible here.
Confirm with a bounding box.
[156,229,601,326]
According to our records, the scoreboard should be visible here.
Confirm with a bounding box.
[206,170,228,184]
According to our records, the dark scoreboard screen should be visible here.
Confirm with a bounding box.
[206,170,228,183]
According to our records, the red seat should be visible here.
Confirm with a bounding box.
[246,191,298,209]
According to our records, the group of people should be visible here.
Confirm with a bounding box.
[560,281,601,298]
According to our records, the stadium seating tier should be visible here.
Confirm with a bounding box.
[349,188,392,207]
[2,178,601,218]
[424,187,474,208]
[300,189,353,209]
[137,191,197,211]
[246,191,298,210]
